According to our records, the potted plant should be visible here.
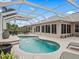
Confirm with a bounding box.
[0,51,14,59]
[2,29,10,39]
[0,51,19,59]
[0,44,12,54]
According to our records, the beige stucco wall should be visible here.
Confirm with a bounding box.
[32,21,59,38]
[31,20,72,38]
[71,22,79,36]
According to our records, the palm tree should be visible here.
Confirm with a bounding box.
[7,23,19,35]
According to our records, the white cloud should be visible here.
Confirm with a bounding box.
[66,11,75,14]
[30,7,35,10]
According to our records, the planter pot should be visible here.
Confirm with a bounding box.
[2,30,10,39]
[0,44,12,54]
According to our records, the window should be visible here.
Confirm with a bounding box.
[75,24,79,32]
[61,24,66,34]
[42,25,44,32]
[48,25,50,33]
[36,26,37,32]
[67,25,71,33]
[45,25,50,33]
[36,26,40,32]
[61,24,71,34]
[34,28,36,32]
[52,24,57,34]
[37,26,40,32]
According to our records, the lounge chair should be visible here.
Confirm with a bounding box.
[60,51,79,59]
[66,42,79,51]
[67,42,79,48]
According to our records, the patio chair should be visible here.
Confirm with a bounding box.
[60,51,79,59]
[67,42,79,48]
[66,42,79,52]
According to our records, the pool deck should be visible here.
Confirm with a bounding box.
[0,34,79,59]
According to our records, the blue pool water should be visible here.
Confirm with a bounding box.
[19,36,60,53]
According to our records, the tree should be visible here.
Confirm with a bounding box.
[7,23,18,31]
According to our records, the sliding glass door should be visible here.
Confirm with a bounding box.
[61,24,71,34]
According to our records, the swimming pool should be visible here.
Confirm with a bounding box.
[19,36,60,53]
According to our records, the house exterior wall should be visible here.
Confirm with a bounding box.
[32,21,60,38]
[30,20,79,38]
[71,23,75,35]
[31,20,72,38]
[72,22,79,36]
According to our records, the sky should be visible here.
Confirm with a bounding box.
[0,0,79,27]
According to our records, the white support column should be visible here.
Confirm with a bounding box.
[50,24,52,34]
[3,19,7,30]
[32,26,35,33]
[44,25,46,33]
[57,23,61,37]
[0,14,3,39]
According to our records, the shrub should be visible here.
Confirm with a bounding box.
[0,51,14,59]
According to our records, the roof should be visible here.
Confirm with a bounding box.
[31,12,79,25]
